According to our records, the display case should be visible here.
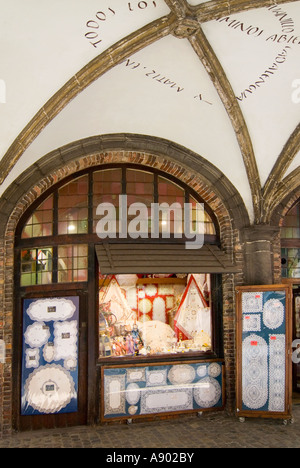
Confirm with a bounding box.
[236,285,292,421]
[21,297,79,416]
[101,359,225,422]
[98,274,213,359]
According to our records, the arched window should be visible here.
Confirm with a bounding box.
[281,201,300,279]
[17,166,218,287]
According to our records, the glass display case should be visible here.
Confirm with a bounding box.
[236,285,292,421]
[21,297,79,416]
[101,360,224,421]
[98,274,212,359]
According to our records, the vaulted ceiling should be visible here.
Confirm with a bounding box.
[0,0,299,224]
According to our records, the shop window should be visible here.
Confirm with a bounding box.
[58,175,89,234]
[99,274,212,358]
[21,248,53,286]
[58,245,88,283]
[21,195,53,239]
[281,203,300,239]
[20,167,217,242]
[281,248,300,279]
[281,202,300,278]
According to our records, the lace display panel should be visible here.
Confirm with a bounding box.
[102,360,224,420]
[240,289,288,414]
[21,297,79,416]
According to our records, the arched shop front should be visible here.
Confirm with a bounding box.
[2,141,245,432]
[0,134,296,433]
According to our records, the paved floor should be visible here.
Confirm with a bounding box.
[1,404,300,449]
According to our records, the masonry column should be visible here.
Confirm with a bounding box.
[242,225,280,285]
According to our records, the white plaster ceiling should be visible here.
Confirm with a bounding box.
[0,0,299,224]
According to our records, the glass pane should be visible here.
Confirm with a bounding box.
[21,248,53,286]
[99,274,212,359]
[158,177,185,235]
[58,176,89,235]
[21,195,54,239]
[281,203,300,240]
[58,244,88,283]
[189,196,216,236]
[126,169,154,207]
[93,169,122,233]
[281,248,300,278]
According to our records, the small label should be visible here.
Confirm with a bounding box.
[270,336,277,340]
[251,341,258,346]
[62,333,70,339]
[45,384,55,392]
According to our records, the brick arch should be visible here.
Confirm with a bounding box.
[1,135,249,239]
[6,153,234,254]
[9,153,231,239]
[270,189,300,228]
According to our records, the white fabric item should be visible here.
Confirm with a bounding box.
[102,276,136,325]
[24,364,76,414]
[175,276,211,339]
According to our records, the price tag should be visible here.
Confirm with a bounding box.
[270,336,277,341]
[251,341,258,346]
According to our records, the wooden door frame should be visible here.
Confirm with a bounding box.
[13,284,89,431]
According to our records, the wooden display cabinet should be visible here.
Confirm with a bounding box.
[236,285,293,423]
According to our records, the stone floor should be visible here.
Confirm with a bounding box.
[0,404,300,449]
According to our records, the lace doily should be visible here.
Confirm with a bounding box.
[146,368,167,387]
[24,322,50,348]
[25,348,40,369]
[208,363,222,378]
[263,299,284,330]
[269,334,286,412]
[104,373,126,416]
[53,320,78,361]
[27,298,76,322]
[168,364,196,385]
[193,377,222,408]
[242,334,268,410]
[242,292,263,313]
[243,314,261,332]
[24,364,76,414]
[126,383,141,405]
[141,387,193,414]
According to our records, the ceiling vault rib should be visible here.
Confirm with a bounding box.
[163,0,191,17]
[264,166,300,222]
[192,0,300,23]
[0,14,176,185]
[187,26,262,223]
[262,123,300,221]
